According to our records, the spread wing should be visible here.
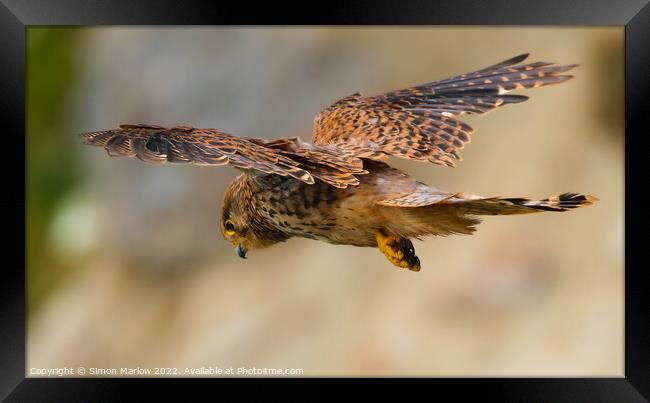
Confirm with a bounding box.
[80,124,367,188]
[312,53,577,167]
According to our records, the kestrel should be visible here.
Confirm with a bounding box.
[81,53,597,271]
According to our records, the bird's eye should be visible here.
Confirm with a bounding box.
[224,220,236,235]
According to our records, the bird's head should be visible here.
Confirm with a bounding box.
[220,174,289,259]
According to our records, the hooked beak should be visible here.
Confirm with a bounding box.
[236,244,247,259]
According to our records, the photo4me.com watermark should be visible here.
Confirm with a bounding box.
[29,366,305,377]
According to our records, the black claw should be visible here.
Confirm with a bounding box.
[401,238,418,266]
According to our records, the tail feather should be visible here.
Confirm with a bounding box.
[502,192,598,212]
[446,192,598,216]
[381,192,597,239]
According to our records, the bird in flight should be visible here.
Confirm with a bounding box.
[81,53,597,272]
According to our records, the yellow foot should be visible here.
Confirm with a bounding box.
[375,230,421,272]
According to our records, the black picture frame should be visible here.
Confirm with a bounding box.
[2,0,647,400]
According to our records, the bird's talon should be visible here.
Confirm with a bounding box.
[376,230,421,272]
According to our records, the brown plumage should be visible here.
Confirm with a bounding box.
[81,124,366,188]
[81,54,597,271]
[312,53,577,167]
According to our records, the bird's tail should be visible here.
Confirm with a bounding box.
[442,192,599,216]
[380,192,598,239]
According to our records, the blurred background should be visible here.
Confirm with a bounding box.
[27,27,623,376]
